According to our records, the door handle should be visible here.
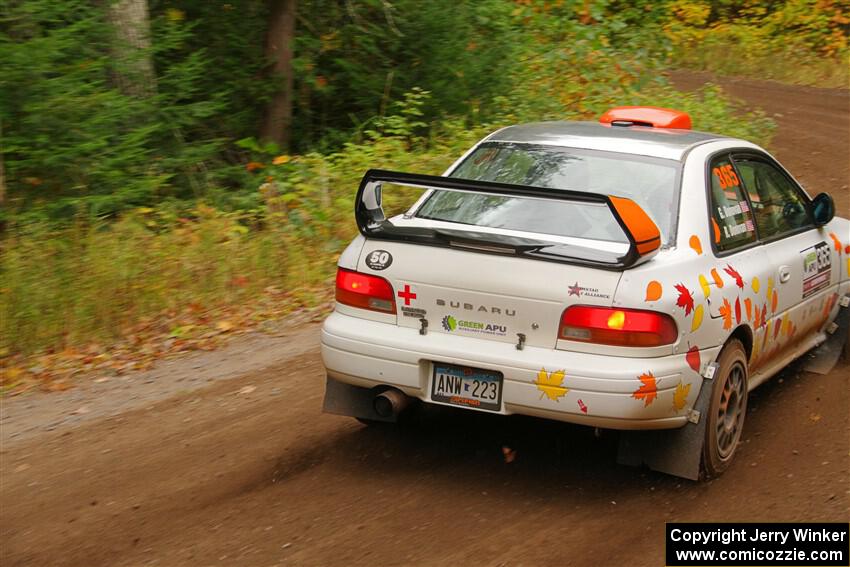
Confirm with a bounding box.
[779,265,791,283]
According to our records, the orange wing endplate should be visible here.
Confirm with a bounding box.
[608,196,662,256]
[599,106,692,129]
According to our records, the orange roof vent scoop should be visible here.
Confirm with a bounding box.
[599,106,692,130]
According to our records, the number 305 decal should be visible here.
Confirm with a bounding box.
[713,164,740,189]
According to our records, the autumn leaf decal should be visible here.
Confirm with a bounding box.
[719,298,733,330]
[751,338,761,363]
[698,274,711,299]
[632,372,657,407]
[724,264,744,289]
[744,297,753,321]
[645,280,662,302]
[686,345,701,372]
[535,368,568,401]
[691,304,704,331]
[674,283,695,316]
[672,381,691,412]
[734,297,742,324]
[710,268,724,288]
[689,235,703,255]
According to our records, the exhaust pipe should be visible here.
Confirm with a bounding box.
[373,388,410,418]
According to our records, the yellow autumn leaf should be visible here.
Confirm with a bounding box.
[691,304,704,331]
[672,380,691,411]
[216,320,234,332]
[751,276,760,293]
[2,367,25,383]
[272,155,290,165]
[534,368,568,401]
[166,8,185,21]
[698,274,710,299]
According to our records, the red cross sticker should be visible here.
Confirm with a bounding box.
[397,284,417,306]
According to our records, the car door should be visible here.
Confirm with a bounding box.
[730,151,839,363]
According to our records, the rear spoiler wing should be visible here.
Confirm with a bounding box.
[354,169,662,270]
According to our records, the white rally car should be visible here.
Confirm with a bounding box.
[321,106,850,479]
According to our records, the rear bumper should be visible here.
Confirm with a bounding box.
[321,311,718,430]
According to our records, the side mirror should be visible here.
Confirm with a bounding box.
[811,192,835,227]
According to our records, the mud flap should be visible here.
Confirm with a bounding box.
[616,376,713,481]
[802,294,850,375]
[322,376,397,423]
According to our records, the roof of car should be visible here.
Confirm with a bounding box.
[485,121,731,161]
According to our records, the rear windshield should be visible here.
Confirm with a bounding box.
[415,143,681,245]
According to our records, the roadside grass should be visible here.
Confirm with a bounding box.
[673,41,849,88]
[0,83,774,391]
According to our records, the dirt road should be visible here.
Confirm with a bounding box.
[2,73,848,567]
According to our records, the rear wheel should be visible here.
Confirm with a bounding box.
[703,339,748,478]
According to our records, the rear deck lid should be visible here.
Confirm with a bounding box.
[357,240,624,349]
[352,169,662,348]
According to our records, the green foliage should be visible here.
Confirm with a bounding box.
[289,0,524,149]
[1,83,773,356]
[1,1,234,220]
[2,0,785,359]
[664,0,849,86]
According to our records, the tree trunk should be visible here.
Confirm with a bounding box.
[261,0,297,150]
[107,0,156,97]
[0,118,6,207]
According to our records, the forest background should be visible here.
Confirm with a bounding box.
[1,0,847,388]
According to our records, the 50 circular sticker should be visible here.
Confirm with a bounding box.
[365,249,393,271]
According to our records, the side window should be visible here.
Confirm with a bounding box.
[732,156,812,240]
[708,155,757,252]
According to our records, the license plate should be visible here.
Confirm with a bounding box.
[431,363,503,412]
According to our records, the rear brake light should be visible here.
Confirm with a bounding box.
[559,305,677,347]
[335,268,396,314]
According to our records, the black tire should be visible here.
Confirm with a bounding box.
[703,339,749,478]
[355,417,385,426]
